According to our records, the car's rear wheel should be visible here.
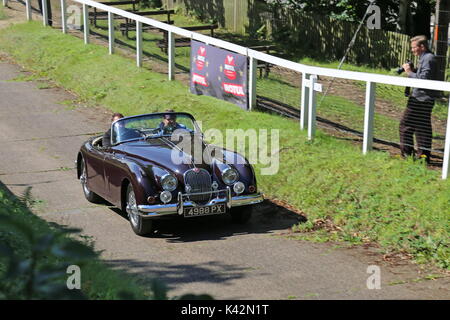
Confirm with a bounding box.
[126,184,154,236]
[80,157,102,203]
[230,206,253,224]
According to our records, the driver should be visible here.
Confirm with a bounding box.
[158,110,186,134]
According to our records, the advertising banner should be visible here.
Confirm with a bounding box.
[190,40,248,110]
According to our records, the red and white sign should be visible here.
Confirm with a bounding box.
[192,73,208,87]
[190,40,248,110]
[224,55,237,80]
[196,46,207,71]
[222,82,245,97]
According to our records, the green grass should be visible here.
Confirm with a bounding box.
[256,72,443,145]
[0,183,150,299]
[0,22,449,270]
[256,70,447,152]
[0,4,8,20]
[87,8,211,72]
[296,57,449,122]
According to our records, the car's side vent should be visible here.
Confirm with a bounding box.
[184,168,212,205]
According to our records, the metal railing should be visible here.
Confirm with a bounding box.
[14,0,450,179]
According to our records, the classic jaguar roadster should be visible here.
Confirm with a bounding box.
[76,112,264,236]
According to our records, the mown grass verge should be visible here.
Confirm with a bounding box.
[0,4,8,20]
[0,22,448,270]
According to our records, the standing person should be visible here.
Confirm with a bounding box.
[38,0,53,26]
[399,35,438,163]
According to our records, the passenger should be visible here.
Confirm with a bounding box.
[103,113,124,148]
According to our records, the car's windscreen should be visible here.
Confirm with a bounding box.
[111,114,197,145]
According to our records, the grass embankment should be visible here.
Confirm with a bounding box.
[90,3,448,143]
[0,4,8,20]
[0,22,448,269]
[0,183,150,299]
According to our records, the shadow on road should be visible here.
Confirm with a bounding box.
[108,199,306,243]
[103,258,255,294]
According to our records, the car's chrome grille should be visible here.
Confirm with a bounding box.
[184,168,212,205]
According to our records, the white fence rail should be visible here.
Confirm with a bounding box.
[15,0,450,179]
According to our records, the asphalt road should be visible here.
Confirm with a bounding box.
[0,56,449,299]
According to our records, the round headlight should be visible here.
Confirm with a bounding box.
[160,191,172,204]
[222,167,239,185]
[233,182,245,194]
[161,174,177,191]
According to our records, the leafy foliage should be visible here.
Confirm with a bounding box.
[0,187,213,299]
[264,0,435,33]
[138,0,162,9]
[0,190,91,299]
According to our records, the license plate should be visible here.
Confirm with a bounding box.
[183,204,226,218]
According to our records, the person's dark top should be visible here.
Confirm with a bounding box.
[408,51,438,102]
[158,122,187,134]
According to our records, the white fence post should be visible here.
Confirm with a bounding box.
[83,4,89,44]
[42,0,49,26]
[442,99,450,179]
[300,73,310,130]
[167,31,175,80]
[248,56,257,111]
[2,0,7,8]
[363,81,376,154]
[26,0,32,21]
[307,75,318,140]
[60,0,67,33]
[108,12,114,54]
[136,21,142,67]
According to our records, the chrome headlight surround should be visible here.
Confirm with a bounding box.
[221,167,239,185]
[161,174,178,191]
[233,181,245,194]
[160,190,173,204]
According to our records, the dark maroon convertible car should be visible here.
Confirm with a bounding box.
[76,112,263,236]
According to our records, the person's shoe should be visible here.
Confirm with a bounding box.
[417,154,431,164]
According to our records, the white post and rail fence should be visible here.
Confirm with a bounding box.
[13,0,450,180]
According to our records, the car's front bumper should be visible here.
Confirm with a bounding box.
[137,188,263,218]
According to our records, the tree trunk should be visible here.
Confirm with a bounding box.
[398,0,410,34]
[413,0,432,39]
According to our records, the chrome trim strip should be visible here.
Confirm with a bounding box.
[160,173,178,191]
[137,192,263,218]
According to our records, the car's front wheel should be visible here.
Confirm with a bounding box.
[126,184,154,236]
[230,206,253,224]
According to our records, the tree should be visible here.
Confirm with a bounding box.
[398,0,410,33]
[264,0,434,35]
